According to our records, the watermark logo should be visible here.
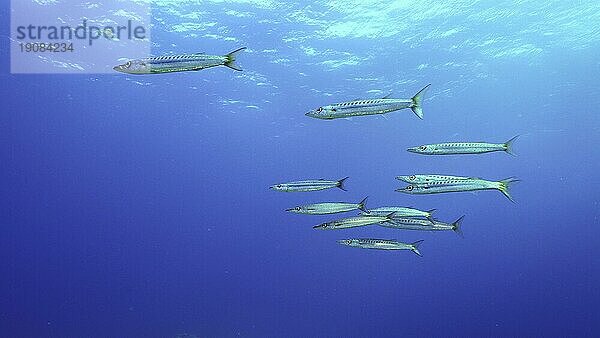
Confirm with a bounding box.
[11,0,152,74]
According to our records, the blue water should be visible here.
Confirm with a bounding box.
[2,1,599,337]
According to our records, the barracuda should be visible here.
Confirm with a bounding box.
[286,197,367,215]
[407,136,518,156]
[395,174,475,185]
[305,84,430,120]
[270,177,348,192]
[113,47,246,74]
[396,177,520,202]
[337,238,424,256]
[313,213,395,230]
[361,206,435,222]
[379,216,465,237]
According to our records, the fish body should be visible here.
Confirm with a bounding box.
[396,177,520,202]
[337,238,424,256]
[380,216,465,237]
[361,206,435,221]
[287,197,367,215]
[407,136,518,156]
[114,47,246,74]
[396,174,475,185]
[313,213,394,230]
[306,84,430,120]
[270,177,348,192]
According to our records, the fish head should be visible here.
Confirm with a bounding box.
[337,239,355,246]
[313,221,332,229]
[305,105,334,119]
[395,175,419,183]
[395,185,423,194]
[407,145,431,154]
[113,60,150,74]
[269,183,287,192]
[285,206,303,213]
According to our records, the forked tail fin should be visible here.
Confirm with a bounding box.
[498,177,520,202]
[426,209,436,223]
[504,135,519,156]
[410,84,431,119]
[357,196,368,212]
[385,212,398,221]
[452,215,465,238]
[337,177,349,191]
[410,240,424,257]
[224,47,246,71]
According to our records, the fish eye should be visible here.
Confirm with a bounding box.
[316,107,323,112]
[419,145,427,150]
[125,61,131,68]
[295,206,300,211]
[406,185,414,191]
[277,184,282,188]
[409,175,416,180]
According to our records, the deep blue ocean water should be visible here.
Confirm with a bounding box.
[1,1,599,337]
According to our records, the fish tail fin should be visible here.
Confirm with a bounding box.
[452,215,465,238]
[504,135,519,156]
[498,177,520,202]
[337,176,349,191]
[410,240,424,257]
[358,196,368,212]
[224,47,246,71]
[426,209,436,223]
[385,212,397,221]
[410,84,430,119]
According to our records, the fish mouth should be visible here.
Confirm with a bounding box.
[285,208,295,212]
[313,224,325,229]
[113,65,129,73]
[406,147,419,153]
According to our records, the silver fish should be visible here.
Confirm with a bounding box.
[270,177,349,192]
[286,197,368,215]
[361,206,435,222]
[313,213,395,230]
[396,177,520,202]
[396,174,476,185]
[337,238,424,256]
[380,216,465,237]
[305,84,430,120]
[407,136,518,156]
[114,47,246,74]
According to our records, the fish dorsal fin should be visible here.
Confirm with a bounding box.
[382,93,392,99]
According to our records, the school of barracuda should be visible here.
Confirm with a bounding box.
[116,48,519,257]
